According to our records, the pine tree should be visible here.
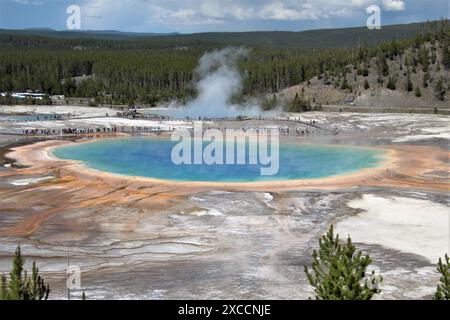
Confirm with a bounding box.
[379,56,389,77]
[419,47,430,72]
[364,80,370,90]
[8,245,25,299]
[434,254,449,300]
[0,274,7,300]
[387,76,397,90]
[415,87,422,97]
[443,43,450,70]
[435,76,446,101]
[262,94,278,111]
[0,245,50,300]
[288,92,311,112]
[388,39,399,60]
[362,68,369,77]
[405,71,413,92]
[423,71,429,88]
[340,77,349,90]
[27,262,50,300]
[304,225,382,300]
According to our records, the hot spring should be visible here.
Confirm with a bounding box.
[53,138,385,182]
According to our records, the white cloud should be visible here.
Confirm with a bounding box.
[352,0,407,11]
[351,0,373,7]
[13,0,43,5]
[259,2,320,20]
[382,0,406,11]
[79,0,410,30]
[81,0,360,27]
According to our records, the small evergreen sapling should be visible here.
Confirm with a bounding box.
[0,245,50,300]
[434,254,449,300]
[304,225,382,300]
[415,87,422,97]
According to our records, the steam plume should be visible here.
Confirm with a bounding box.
[162,47,271,118]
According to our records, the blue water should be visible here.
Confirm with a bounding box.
[53,137,384,182]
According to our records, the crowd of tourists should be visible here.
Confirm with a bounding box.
[21,125,176,136]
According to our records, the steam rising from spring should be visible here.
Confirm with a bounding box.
[161,47,269,119]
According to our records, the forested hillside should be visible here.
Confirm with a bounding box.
[0,20,448,106]
[0,21,438,49]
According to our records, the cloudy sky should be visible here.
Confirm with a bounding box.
[0,0,448,33]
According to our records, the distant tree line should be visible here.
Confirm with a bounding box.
[0,19,448,106]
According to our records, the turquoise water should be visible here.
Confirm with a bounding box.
[53,138,384,182]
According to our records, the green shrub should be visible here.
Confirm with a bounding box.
[434,254,449,300]
[0,246,50,300]
[304,226,382,300]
